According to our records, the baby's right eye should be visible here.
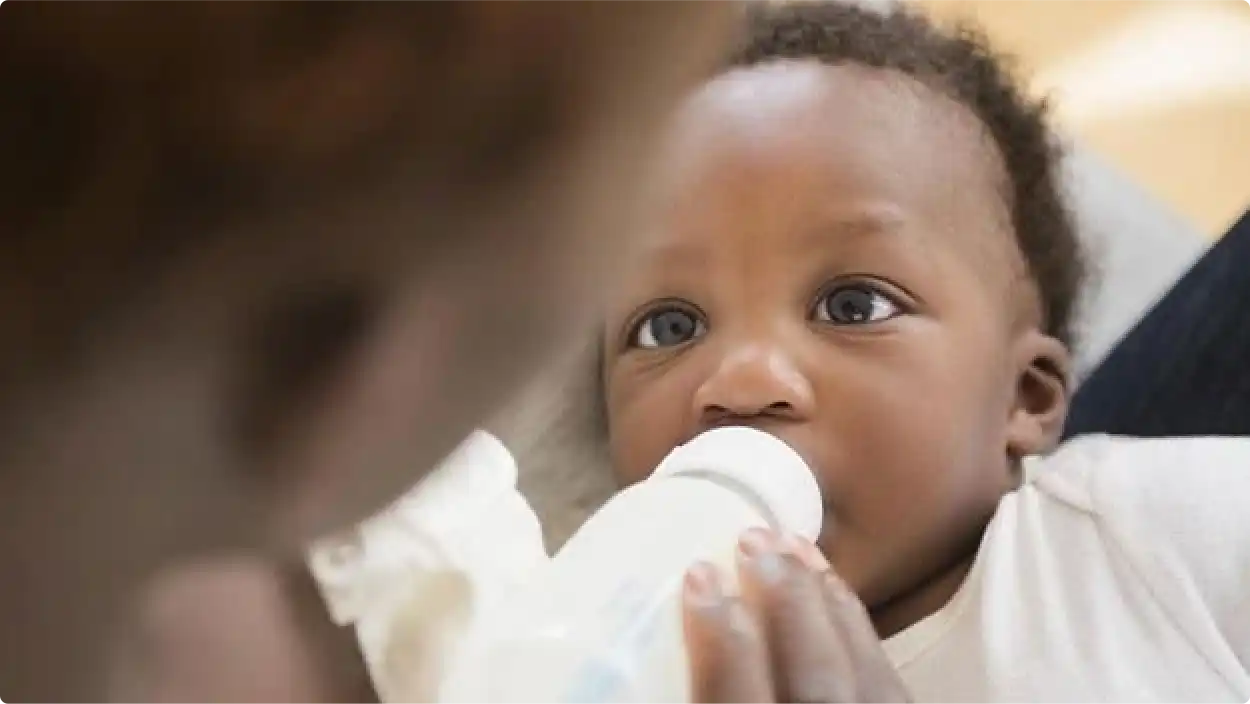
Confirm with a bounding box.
[630,307,706,349]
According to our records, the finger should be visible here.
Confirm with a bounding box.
[820,572,900,665]
[737,528,855,703]
[785,532,831,573]
[683,562,775,703]
[820,572,909,703]
[820,571,881,663]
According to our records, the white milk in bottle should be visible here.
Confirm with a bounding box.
[442,426,822,702]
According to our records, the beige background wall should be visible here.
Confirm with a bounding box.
[916,0,1250,237]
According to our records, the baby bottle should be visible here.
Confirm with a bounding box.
[441,426,822,703]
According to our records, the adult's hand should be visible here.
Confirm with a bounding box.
[684,529,911,703]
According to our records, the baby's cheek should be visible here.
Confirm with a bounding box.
[606,417,665,488]
[605,400,685,487]
[834,363,996,528]
[605,383,688,488]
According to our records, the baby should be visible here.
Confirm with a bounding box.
[108,4,1246,701]
[573,2,1250,701]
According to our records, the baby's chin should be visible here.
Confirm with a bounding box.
[816,525,874,598]
[839,534,982,640]
[817,523,919,613]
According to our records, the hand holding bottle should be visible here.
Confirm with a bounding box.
[683,528,911,704]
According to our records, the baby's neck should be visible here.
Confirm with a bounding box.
[869,471,1023,639]
[870,551,977,640]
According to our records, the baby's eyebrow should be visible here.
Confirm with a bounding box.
[634,237,711,274]
[635,206,912,273]
[800,205,909,246]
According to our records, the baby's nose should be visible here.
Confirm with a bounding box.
[693,345,815,427]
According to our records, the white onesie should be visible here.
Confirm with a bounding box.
[885,434,1250,702]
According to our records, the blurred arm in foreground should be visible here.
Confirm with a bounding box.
[0,3,736,700]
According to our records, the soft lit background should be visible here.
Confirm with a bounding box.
[916,0,1250,238]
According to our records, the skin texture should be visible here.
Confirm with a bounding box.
[602,62,1072,699]
[0,3,737,701]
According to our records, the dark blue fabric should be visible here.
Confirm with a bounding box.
[1065,208,1250,439]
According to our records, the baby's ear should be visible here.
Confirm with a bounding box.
[1006,331,1071,459]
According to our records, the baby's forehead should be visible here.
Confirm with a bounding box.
[619,61,1037,322]
[667,62,1006,215]
[647,60,1024,275]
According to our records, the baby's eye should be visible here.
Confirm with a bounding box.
[631,307,707,349]
[815,284,902,325]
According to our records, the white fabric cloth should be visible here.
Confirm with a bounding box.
[885,434,1250,702]
[307,431,549,702]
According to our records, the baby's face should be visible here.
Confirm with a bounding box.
[603,62,1068,625]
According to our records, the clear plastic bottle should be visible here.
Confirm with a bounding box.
[441,426,822,703]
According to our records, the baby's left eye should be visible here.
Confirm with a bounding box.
[815,285,902,325]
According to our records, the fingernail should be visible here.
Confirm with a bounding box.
[781,533,829,572]
[738,527,788,584]
[684,561,724,608]
[738,527,777,558]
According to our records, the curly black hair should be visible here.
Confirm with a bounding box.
[729,1,1085,347]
